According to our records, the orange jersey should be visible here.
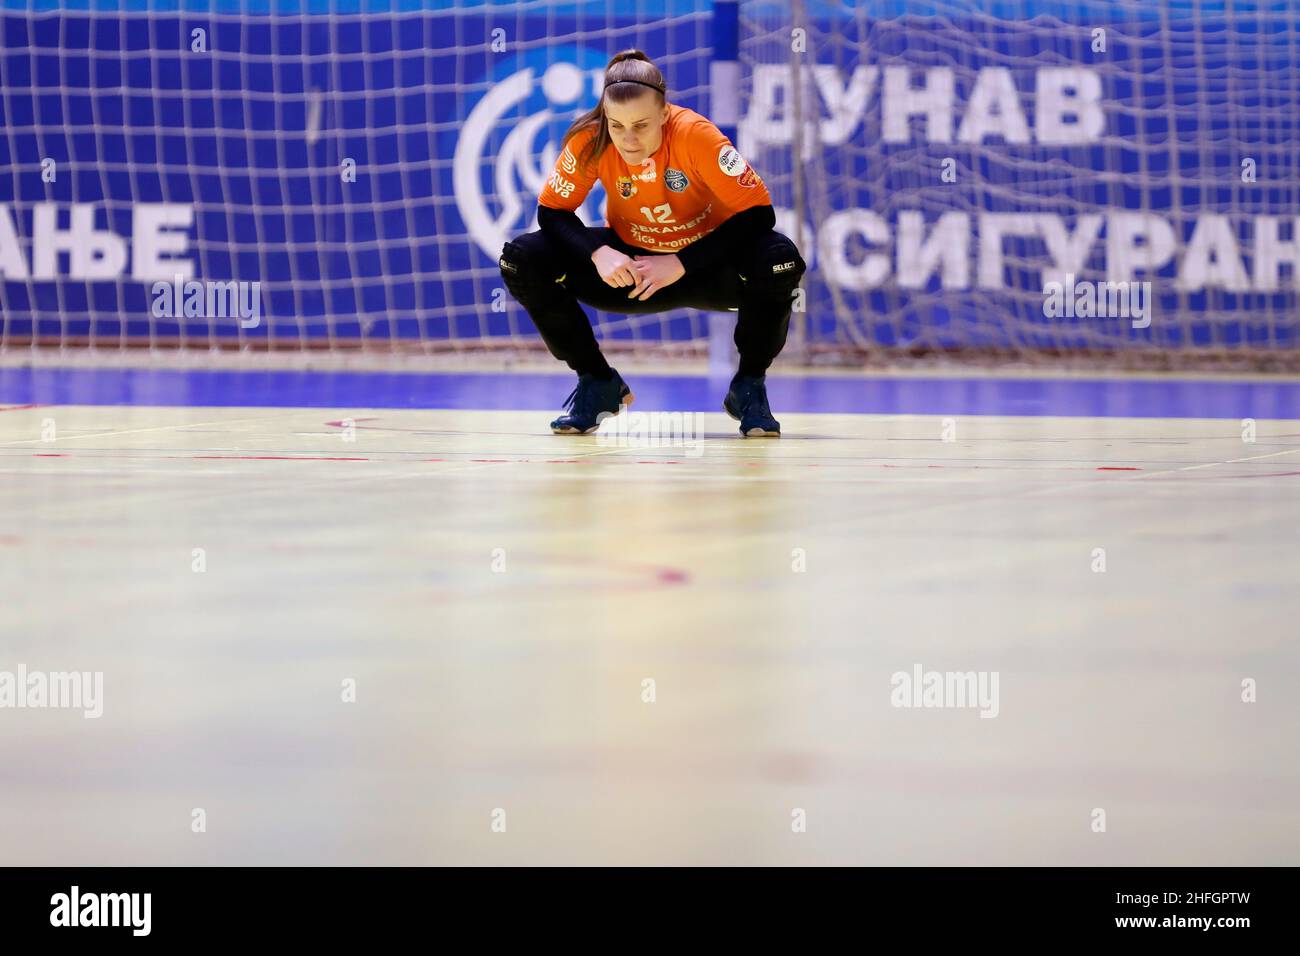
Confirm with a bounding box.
[537,103,772,253]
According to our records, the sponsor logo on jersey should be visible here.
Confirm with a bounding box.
[772,260,797,273]
[665,167,689,192]
[737,164,761,189]
[631,156,657,182]
[616,176,638,199]
[548,170,577,198]
[718,145,746,176]
[560,146,578,175]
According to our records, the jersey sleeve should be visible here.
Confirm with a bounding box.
[685,119,773,215]
[538,127,600,212]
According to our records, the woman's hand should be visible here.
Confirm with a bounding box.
[627,254,686,301]
[591,245,638,288]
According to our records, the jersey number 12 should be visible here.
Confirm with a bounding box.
[639,204,676,223]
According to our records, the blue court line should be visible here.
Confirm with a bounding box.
[2,366,1299,419]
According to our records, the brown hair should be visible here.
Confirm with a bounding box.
[560,49,667,172]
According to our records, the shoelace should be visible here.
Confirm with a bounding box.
[560,377,602,420]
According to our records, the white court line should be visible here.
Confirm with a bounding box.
[1015,446,1300,498]
[0,411,301,447]
[1125,447,1300,481]
[753,444,1300,536]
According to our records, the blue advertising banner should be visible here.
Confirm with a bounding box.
[0,1,1296,353]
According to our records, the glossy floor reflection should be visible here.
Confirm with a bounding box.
[1,393,1297,864]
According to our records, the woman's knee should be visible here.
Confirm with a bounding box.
[499,231,562,303]
[738,231,807,298]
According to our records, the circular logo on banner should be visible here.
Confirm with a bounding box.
[665,167,689,191]
[452,49,611,260]
[717,145,746,177]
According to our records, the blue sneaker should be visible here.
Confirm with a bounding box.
[723,374,780,437]
[551,368,635,434]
